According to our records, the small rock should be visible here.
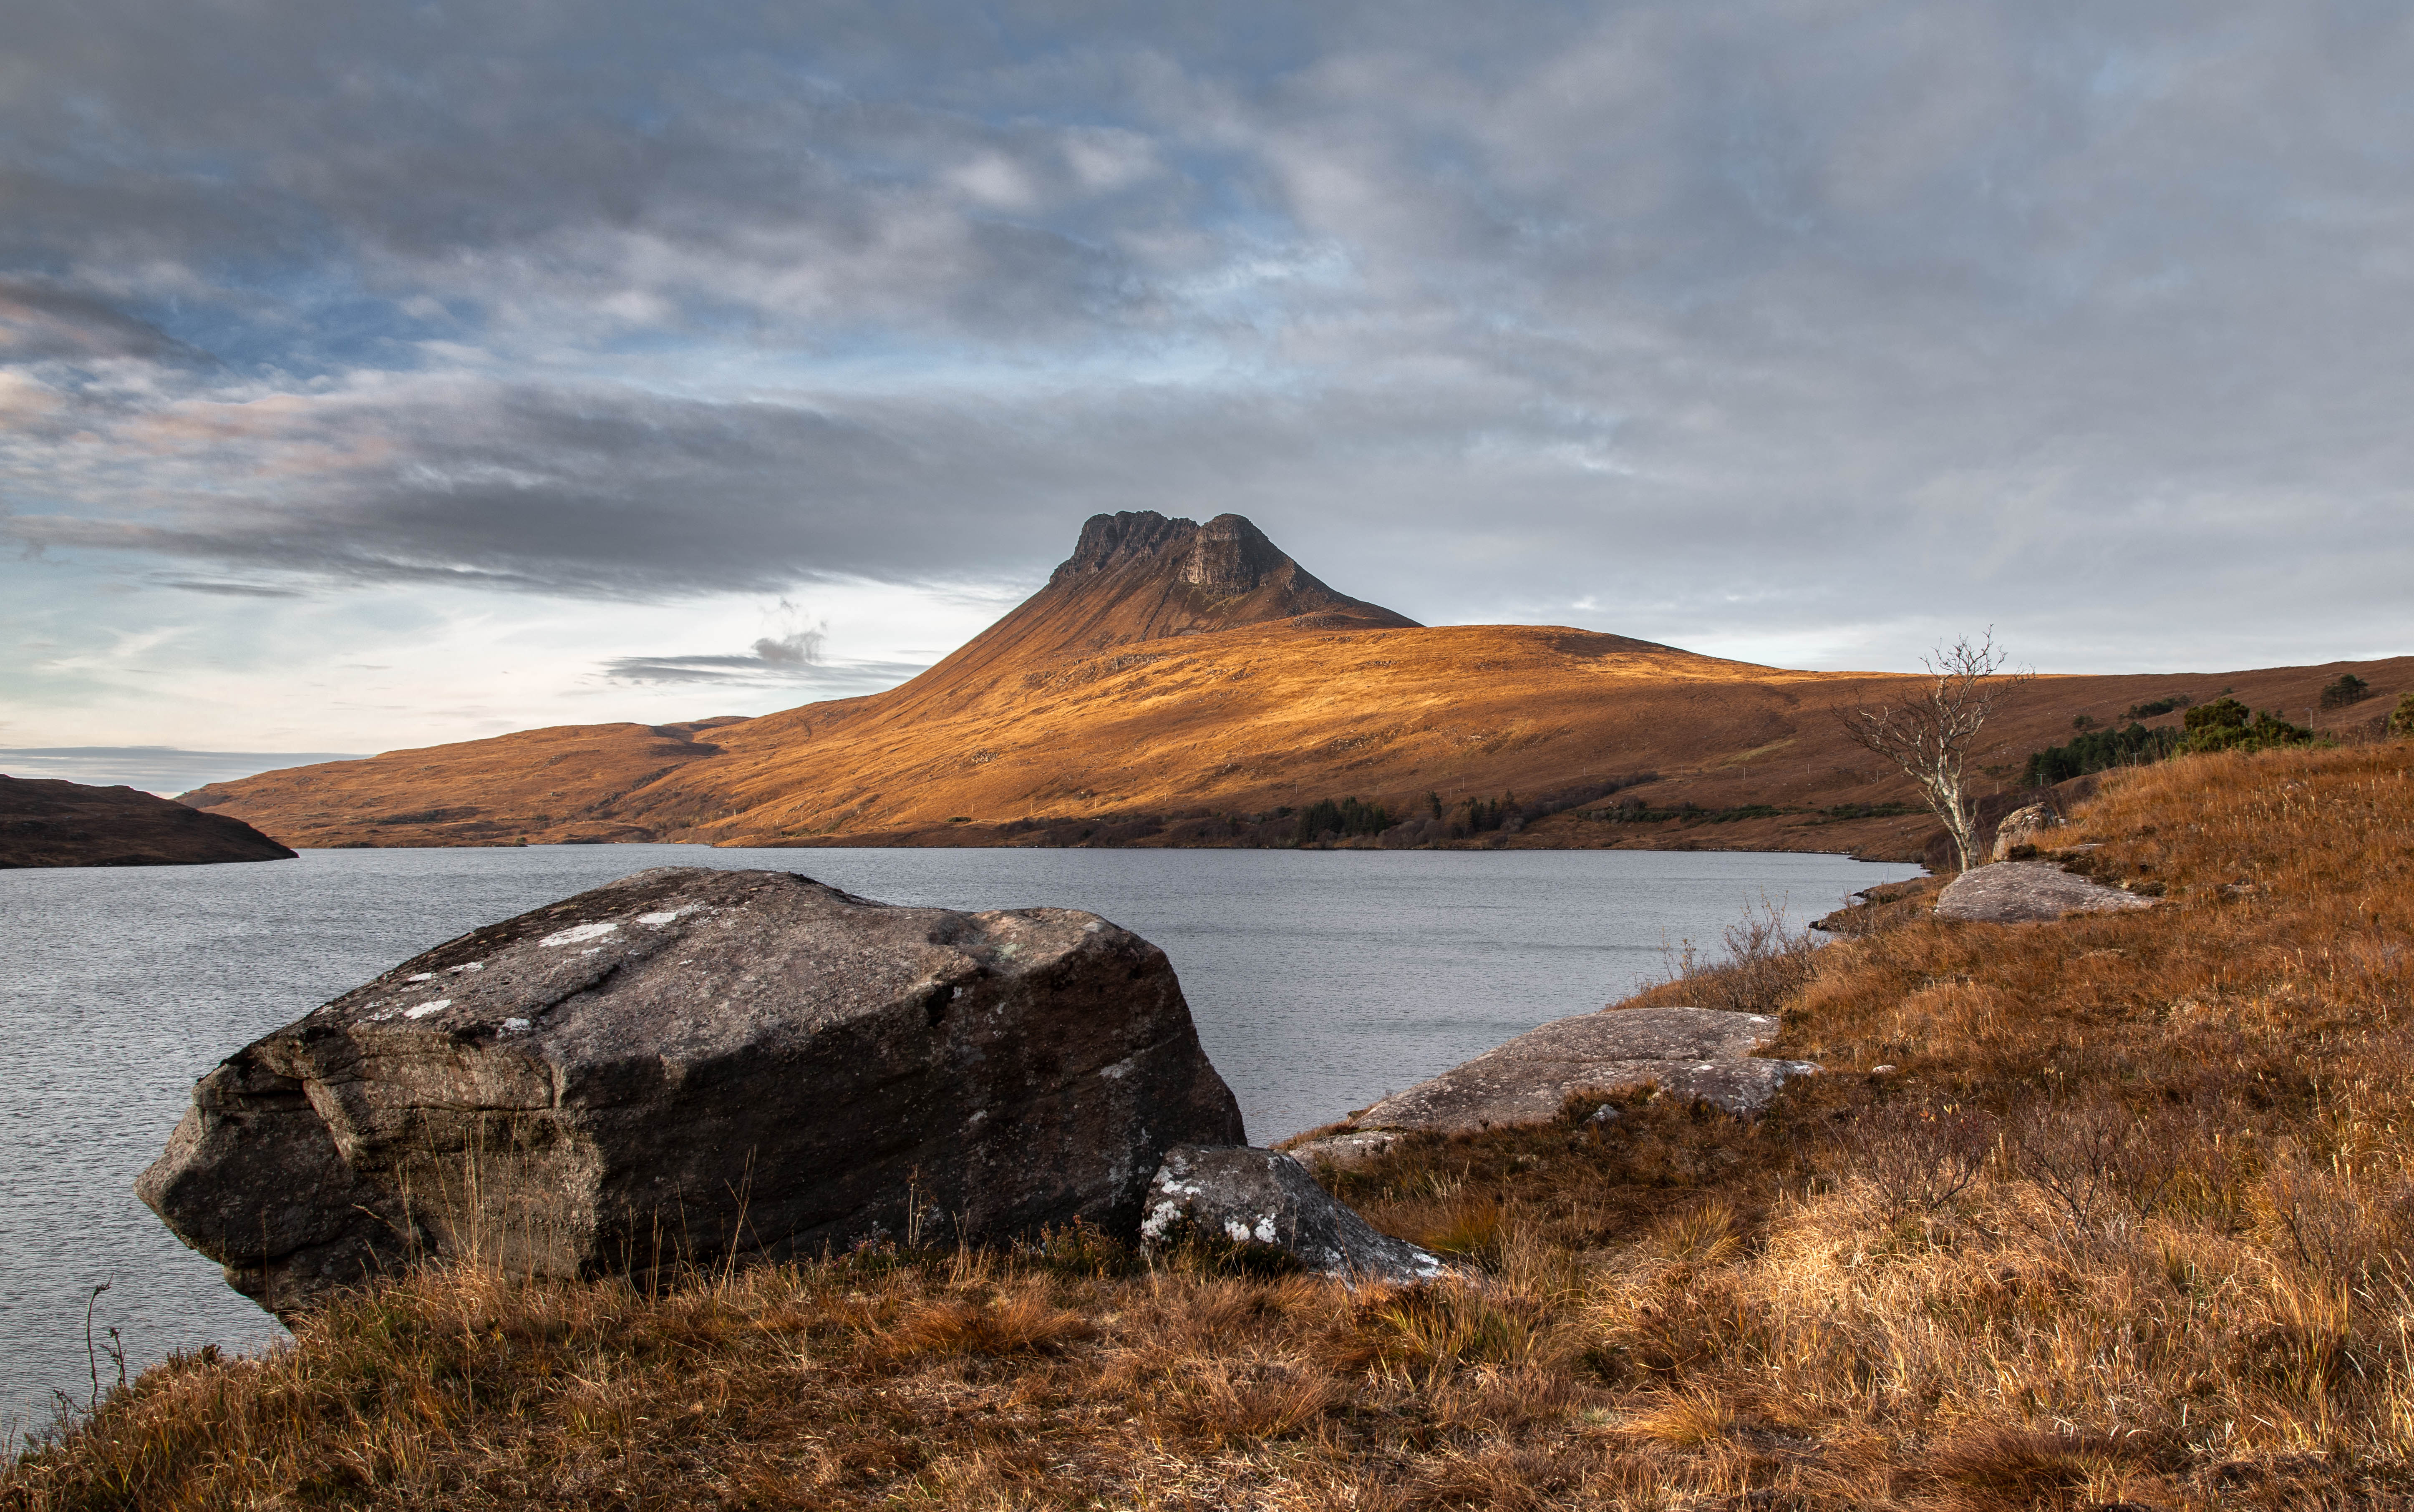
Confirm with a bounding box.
[1141,1146,1451,1283]
[1989,803,2059,861]
[1936,860,2155,924]
[1284,1129,1410,1169]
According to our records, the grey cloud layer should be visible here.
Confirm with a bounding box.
[3,1,2411,666]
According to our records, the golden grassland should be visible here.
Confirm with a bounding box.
[11,741,2414,1510]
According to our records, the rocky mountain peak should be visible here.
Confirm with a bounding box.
[920,511,1419,686]
[1056,511,1340,598]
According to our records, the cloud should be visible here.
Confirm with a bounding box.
[751,628,823,666]
[0,745,365,796]
[599,651,925,690]
[3,0,2412,682]
[0,279,220,368]
[153,579,310,598]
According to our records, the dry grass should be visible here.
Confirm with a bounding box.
[13,743,2414,1509]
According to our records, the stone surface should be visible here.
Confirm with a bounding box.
[1141,1146,1450,1283]
[139,867,1245,1318]
[1990,803,2060,860]
[0,775,296,868]
[1935,860,2155,924]
[1287,1006,1819,1166]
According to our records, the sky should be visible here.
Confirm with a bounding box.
[7,1,2413,789]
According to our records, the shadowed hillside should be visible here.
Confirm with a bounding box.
[0,775,297,867]
[182,514,2414,860]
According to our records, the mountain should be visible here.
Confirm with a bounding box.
[0,775,298,867]
[183,514,2414,861]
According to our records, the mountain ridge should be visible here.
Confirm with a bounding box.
[181,515,2414,860]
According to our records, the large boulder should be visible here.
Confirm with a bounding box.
[138,867,1245,1318]
[1141,1146,1450,1283]
[1935,859,2154,923]
[1287,1006,1817,1167]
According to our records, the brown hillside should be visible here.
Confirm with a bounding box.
[185,516,2414,859]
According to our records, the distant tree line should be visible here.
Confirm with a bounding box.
[2024,696,2319,786]
[1292,796,1391,844]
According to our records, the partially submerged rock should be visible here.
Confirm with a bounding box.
[1288,1006,1819,1167]
[1142,1145,1450,1283]
[1935,859,2154,924]
[139,867,1245,1318]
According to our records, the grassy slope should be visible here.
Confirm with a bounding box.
[13,738,2414,1509]
[180,621,2414,864]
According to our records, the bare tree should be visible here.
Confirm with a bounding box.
[1837,630,2029,871]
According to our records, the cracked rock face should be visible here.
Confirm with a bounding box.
[1141,1146,1449,1283]
[1287,1006,1819,1167]
[137,867,1245,1318]
[1935,860,2155,923]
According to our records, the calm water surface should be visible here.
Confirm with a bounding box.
[0,843,1918,1436]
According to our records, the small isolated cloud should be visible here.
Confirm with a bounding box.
[599,612,920,692]
[154,579,310,598]
[751,628,822,666]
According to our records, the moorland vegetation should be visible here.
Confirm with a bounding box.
[9,735,2414,1509]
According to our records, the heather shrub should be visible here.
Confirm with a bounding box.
[2179,694,2314,753]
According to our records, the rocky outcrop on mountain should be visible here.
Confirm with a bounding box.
[901,510,1421,697]
[1141,1145,1450,1283]
[1287,1006,1819,1168]
[1935,859,2156,924]
[0,775,297,867]
[1043,511,1420,645]
[138,867,1245,1318]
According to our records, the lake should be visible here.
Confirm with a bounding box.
[0,843,1918,1439]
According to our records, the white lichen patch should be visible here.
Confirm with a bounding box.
[404,999,451,1019]
[539,921,618,948]
[448,961,484,974]
[1139,1199,1184,1243]
[1221,1214,1279,1245]
[1098,1057,1134,1080]
[499,1017,533,1034]
[636,908,689,926]
[406,972,435,983]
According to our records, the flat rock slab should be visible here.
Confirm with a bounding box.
[1295,1006,1817,1162]
[1142,1146,1450,1283]
[139,867,1244,1318]
[1935,860,2155,924]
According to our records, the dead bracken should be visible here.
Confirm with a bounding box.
[11,741,2414,1510]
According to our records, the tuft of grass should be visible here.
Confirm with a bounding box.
[13,742,2414,1508]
